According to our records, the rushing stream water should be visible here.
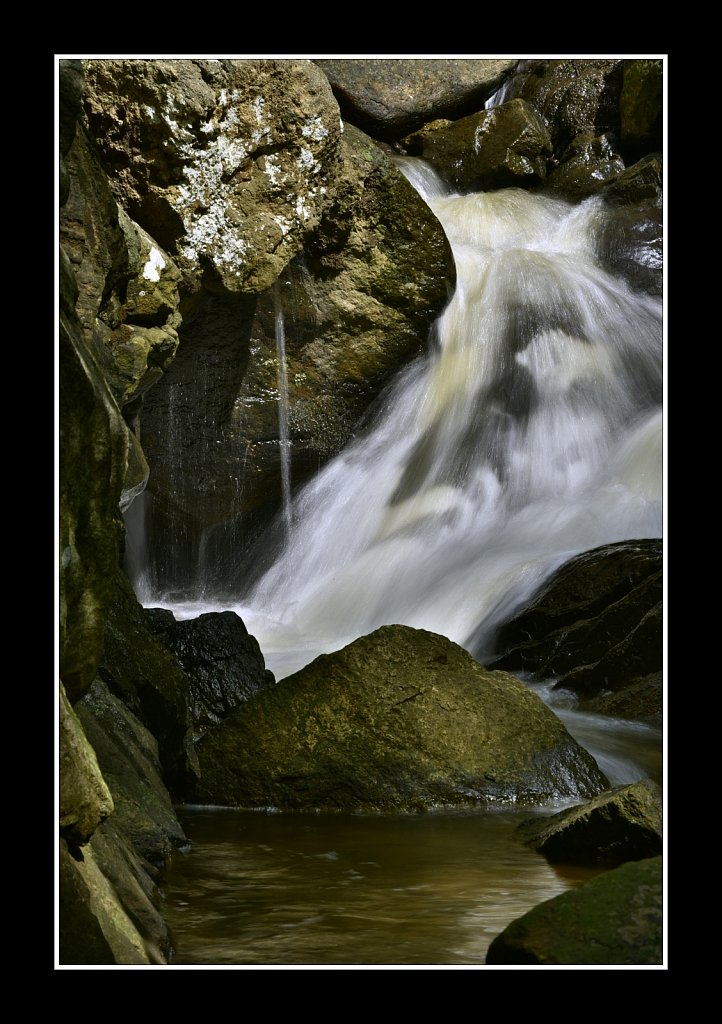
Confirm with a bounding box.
[127,159,664,967]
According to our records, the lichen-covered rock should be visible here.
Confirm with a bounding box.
[517,778,663,866]
[485,856,663,965]
[81,58,343,294]
[144,608,275,735]
[314,58,518,141]
[403,99,553,192]
[138,122,455,593]
[59,681,114,849]
[487,539,663,705]
[191,625,609,812]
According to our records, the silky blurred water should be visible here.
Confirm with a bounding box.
[161,806,603,967]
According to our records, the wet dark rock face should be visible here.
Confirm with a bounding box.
[144,608,276,734]
[485,539,662,719]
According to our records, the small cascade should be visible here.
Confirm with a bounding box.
[273,279,293,538]
[237,167,663,679]
[484,60,536,108]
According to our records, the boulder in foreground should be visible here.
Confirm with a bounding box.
[486,855,663,965]
[191,625,609,812]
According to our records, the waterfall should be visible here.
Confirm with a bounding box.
[274,280,293,538]
[234,163,663,680]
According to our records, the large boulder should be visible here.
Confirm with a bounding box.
[81,58,343,295]
[190,625,610,812]
[500,59,625,160]
[517,779,663,866]
[485,856,663,965]
[314,59,518,141]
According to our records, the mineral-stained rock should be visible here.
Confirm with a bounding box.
[485,855,663,965]
[81,58,343,294]
[190,624,610,812]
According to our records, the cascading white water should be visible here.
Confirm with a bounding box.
[273,280,293,537]
[231,163,663,680]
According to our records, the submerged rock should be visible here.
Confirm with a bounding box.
[190,625,609,812]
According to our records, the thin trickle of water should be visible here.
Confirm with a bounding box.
[484,60,536,108]
[122,488,152,604]
[273,280,292,538]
